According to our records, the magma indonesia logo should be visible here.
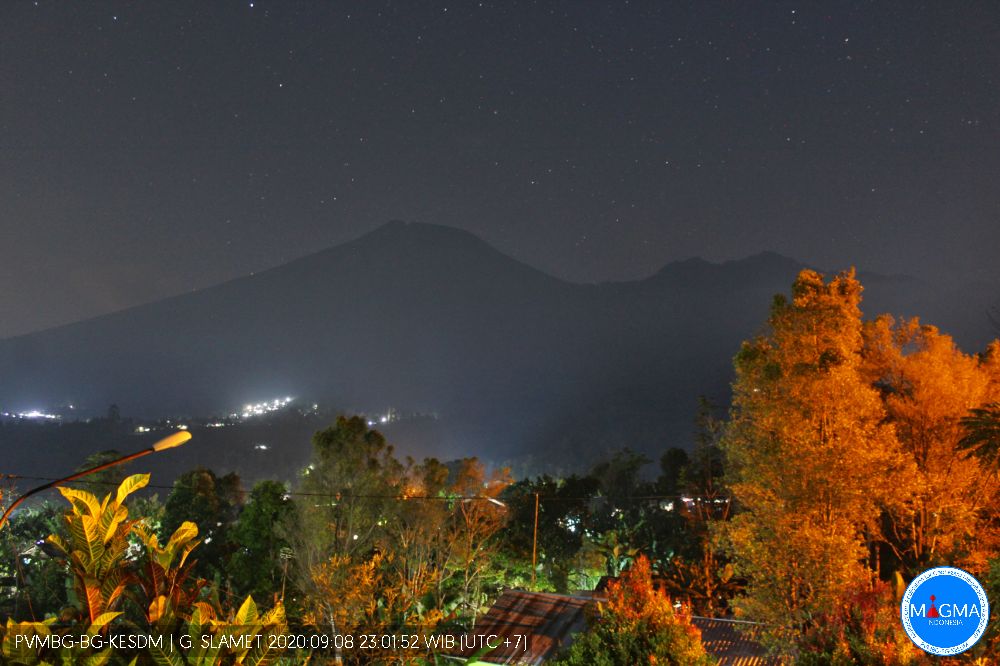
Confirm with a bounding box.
[901,567,990,656]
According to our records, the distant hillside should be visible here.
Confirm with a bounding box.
[0,221,996,479]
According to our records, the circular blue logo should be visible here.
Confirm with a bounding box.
[901,567,989,656]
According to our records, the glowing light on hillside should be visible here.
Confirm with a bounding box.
[2,410,61,421]
[240,396,294,418]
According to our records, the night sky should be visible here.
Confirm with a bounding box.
[2,1,998,338]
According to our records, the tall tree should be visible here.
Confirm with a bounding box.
[162,467,244,584]
[288,415,403,619]
[660,397,739,616]
[229,480,295,602]
[498,473,600,592]
[294,416,403,561]
[721,269,909,649]
[290,417,511,643]
[864,317,1000,575]
[439,458,510,619]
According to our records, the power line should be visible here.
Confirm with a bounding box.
[0,474,729,503]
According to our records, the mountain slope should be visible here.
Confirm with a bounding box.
[0,222,995,477]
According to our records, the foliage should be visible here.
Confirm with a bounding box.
[1,611,121,666]
[796,579,924,666]
[132,518,205,635]
[971,556,1000,663]
[550,555,714,666]
[722,269,911,649]
[498,474,599,592]
[0,474,287,666]
[68,450,134,499]
[289,416,403,582]
[959,402,1000,467]
[45,474,151,624]
[438,458,510,618]
[302,552,395,664]
[863,317,1000,576]
[228,481,294,602]
[170,596,288,666]
[587,449,690,580]
[0,475,147,664]
[161,468,243,585]
[288,417,511,658]
[1,503,69,620]
[721,269,1000,658]
[658,397,740,616]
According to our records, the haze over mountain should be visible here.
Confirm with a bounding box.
[1,221,996,475]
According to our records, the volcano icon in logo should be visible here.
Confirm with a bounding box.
[901,567,990,656]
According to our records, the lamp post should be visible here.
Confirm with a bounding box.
[0,430,191,530]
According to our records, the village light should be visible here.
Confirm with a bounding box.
[0,431,192,530]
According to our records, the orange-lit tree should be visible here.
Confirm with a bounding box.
[721,269,911,650]
[863,317,1000,576]
[550,554,714,665]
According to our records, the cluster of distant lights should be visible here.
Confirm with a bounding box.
[238,397,294,419]
[1,410,61,421]
[6,396,308,433]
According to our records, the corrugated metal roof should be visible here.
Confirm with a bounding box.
[691,617,787,666]
[445,590,591,665]
[445,590,787,665]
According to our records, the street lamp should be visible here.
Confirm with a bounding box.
[0,431,191,530]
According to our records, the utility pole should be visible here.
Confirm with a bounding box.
[531,492,539,588]
[279,547,295,601]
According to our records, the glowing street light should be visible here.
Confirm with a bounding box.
[0,431,192,530]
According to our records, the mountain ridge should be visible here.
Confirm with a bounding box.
[0,221,994,479]
[0,221,900,344]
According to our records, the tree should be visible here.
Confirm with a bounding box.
[658,447,690,498]
[659,398,739,616]
[438,458,510,620]
[294,416,402,560]
[228,480,294,602]
[287,416,403,627]
[550,555,714,666]
[863,317,1000,575]
[589,449,688,577]
[1,503,68,620]
[290,417,511,653]
[976,556,1000,662]
[498,474,600,592]
[162,467,243,585]
[721,269,909,649]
